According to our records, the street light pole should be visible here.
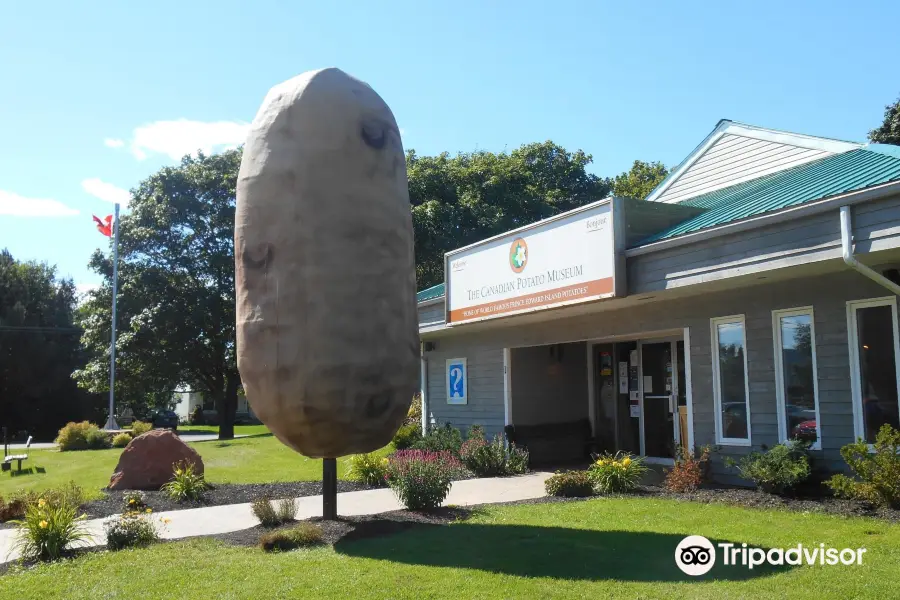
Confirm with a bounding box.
[103,202,120,431]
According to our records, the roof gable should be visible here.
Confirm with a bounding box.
[647,120,862,204]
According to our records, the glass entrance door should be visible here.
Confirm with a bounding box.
[641,341,680,459]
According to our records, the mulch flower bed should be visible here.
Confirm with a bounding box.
[80,480,375,520]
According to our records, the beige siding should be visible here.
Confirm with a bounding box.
[656,134,833,204]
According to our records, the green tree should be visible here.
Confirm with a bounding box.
[869,95,900,146]
[408,141,611,290]
[0,250,104,439]
[611,160,669,201]
[75,150,242,439]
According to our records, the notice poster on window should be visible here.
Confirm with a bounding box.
[643,375,653,393]
[618,362,628,393]
[630,405,640,418]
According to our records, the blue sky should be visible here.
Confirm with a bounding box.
[2,1,899,295]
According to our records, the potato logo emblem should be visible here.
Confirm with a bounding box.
[235,68,419,459]
[509,238,528,273]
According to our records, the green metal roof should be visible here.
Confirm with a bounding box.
[638,147,900,245]
[417,283,445,303]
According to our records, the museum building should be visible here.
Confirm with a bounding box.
[415,120,900,482]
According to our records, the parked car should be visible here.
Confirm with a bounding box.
[152,410,179,431]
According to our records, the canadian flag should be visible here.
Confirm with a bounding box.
[93,214,113,237]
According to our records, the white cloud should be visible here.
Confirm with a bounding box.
[104,138,125,148]
[81,178,130,206]
[75,282,100,296]
[127,118,250,161]
[0,189,79,217]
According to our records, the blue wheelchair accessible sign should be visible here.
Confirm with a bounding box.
[446,358,468,405]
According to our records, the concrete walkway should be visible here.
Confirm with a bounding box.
[5,433,248,450]
[0,471,553,564]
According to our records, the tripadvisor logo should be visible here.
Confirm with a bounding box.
[675,535,866,576]
[509,237,528,273]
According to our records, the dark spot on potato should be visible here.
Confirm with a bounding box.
[243,243,273,270]
[360,121,386,150]
[364,394,389,419]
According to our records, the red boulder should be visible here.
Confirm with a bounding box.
[108,429,205,490]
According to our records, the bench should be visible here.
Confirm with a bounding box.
[2,436,31,472]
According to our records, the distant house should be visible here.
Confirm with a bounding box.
[172,385,259,424]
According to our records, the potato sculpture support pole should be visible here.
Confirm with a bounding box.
[235,68,420,520]
[323,458,337,520]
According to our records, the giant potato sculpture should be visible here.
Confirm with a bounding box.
[235,68,420,458]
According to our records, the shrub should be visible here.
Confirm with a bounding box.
[251,496,280,527]
[104,510,164,551]
[392,424,422,450]
[385,449,464,510]
[665,446,711,493]
[458,430,528,477]
[55,421,109,451]
[588,452,648,494]
[258,523,323,552]
[827,424,900,508]
[346,452,389,486]
[545,470,594,497]
[1,482,85,523]
[112,432,132,448]
[405,395,422,426]
[726,441,810,494]
[161,461,208,502]
[122,491,147,512]
[189,405,204,426]
[11,497,91,562]
[251,496,297,527]
[131,420,153,437]
[413,423,463,456]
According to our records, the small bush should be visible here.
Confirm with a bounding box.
[189,405,204,426]
[458,429,528,477]
[405,395,422,426]
[827,424,900,508]
[346,453,389,486]
[104,511,163,551]
[1,482,85,523]
[11,497,91,562]
[589,452,648,494]
[131,420,153,437]
[112,432,132,448]
[413,423,463,456]
[545,471,594,497]
[276,497,297,522]
[251,496,297,527]
[161,461,208,502]
[55,421,109,451]
[251,496,280,527]
[122,491,147,512]
[258,523,323,552]
[392,424,422,450]
[665,446,711,493]
[727,441,810,494]
[386,449,464,510]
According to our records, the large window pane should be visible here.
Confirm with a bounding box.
[716,320,749,440]
[779,313,818,444]
[856,305,900,443]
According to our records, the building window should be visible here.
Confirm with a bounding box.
[711,315,751,445]
[848,298,900,444]
[773,308,820,449]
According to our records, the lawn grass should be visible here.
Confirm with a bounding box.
[0,428,390,501]
[3,497,898,599]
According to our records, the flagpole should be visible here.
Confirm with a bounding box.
[104,203,121,431]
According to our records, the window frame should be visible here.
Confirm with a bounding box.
[772,306,822,450]
[711,314,752,446]
[846,296,900,446]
